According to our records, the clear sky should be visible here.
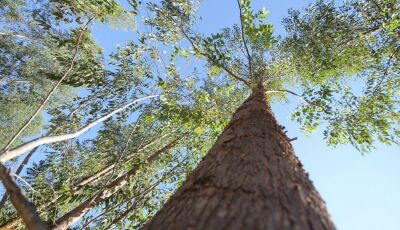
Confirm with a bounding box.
[90,0,400,229]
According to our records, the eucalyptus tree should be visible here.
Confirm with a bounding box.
[143,0,399,229]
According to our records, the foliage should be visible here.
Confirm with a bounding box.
[0,0,138,148]
[283,0,399,151]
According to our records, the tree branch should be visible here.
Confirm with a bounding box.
[3,17,95,152]
[265,89,311,105]
[0,79,30,84]
[0,91,101,207]
[104,165,180,229]
[0,31,29,39]
[52,140,177,230]
[0,95,159,162]
[236,0,253,78]
[0,163,47,230]
[74,131,173,187]
[181,29,251,88]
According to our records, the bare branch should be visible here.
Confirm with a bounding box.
[236,0,253,78]
[0,163,47,230]
[3,17,95,151]
[0,92,101,207]
[104,165,181,229]
[74,131,173,187]
[0,79,30,84]
[181,29,251,88]
[0,31,29,39]
[52,140,177,230]
[0,95,159,162]
[265,89,311,105]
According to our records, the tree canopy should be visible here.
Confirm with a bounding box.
[0,0,398,228]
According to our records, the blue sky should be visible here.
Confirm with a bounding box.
[89,0,400,229]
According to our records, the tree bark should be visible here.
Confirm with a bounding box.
[51,139,178,230]
[143,84,336,230]
[0,163,47,230]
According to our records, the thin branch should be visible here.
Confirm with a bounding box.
[0,31,29,39]
[236,0,253,78]
[74,131,173,187]
[371,44,400,93]
[12,173,37,193]
[3,17,95,151]
[104,88,159,186]
[0,163,47,230]
[0,95,159,162]
[181,29,251,88]
[0,92,100,207]
[0,79,30,84]
[104,167,180,229]
[51,140,177,230]
[104,114,143,185]
[265,89,311,105]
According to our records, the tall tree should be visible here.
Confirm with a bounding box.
[144,0,398,228]
[144,84,335,229]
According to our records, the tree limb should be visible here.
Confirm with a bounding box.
[0,95,159,162]
[265,89,311,105]
[236,0,253,78]
[181,29,251,88]
[74,131,173,187]
[52,140,177,230]
[3,17,95,151]
[0,163,47,230]
[0,91,101,207]
[104,165,181,229]
[0,31,29,39]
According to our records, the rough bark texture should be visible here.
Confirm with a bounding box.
[143,85,336,230]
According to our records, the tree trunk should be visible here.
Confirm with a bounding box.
[51,139,178,230]
[143,84,335,230]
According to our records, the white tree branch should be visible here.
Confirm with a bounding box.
[0,95,159,162]
[2,17,95,151]
[0,32,29,39]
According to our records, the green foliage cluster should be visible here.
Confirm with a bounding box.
[284,0,399,151]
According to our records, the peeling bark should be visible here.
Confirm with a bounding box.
[143,85,335,230]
